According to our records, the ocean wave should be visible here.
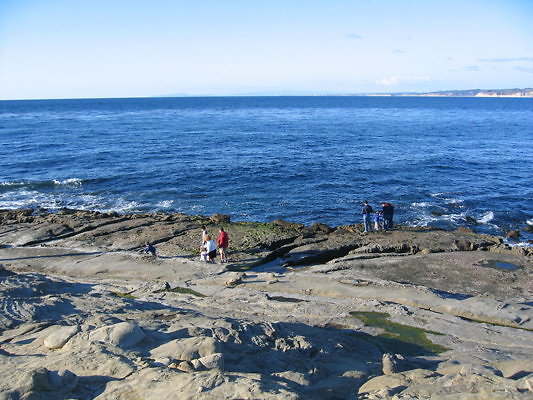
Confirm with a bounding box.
[105,199,140,213]
[1,181,26,187]
[412,211,468,227]
[411,202,431,207]
[156,200,174,209]
[0,189,141,215]
[52,178,83,187]
[0,178,84,190]
[429,192,465,206]
[478,211,495,224]
[0,190,63,210]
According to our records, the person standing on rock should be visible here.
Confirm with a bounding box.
[204,234,217,263]
[217,227,229,263]
[201,225,209,244]
[373,210,383,231]
[382,202,394,230]
[362,200,373,233]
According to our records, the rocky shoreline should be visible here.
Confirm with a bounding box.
[0,209,532,399]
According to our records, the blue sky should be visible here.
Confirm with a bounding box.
[0,0,532,99]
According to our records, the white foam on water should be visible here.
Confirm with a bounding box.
[411,202,431,207]
[156,200,174,209]
[190,205,205,212]
[503,238,533,248]
[411,209,469,228]
[0,189,63,210]
[75,197,142,214]
[429,192,465,207]
[53,178,83,186]
[104,199,140,214]
[75,194,106,210]
[478,211,495,224]
[1,180,24,187]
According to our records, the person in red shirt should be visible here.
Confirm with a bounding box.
[217,227,229,263]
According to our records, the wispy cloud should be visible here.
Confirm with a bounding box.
[345,33,363,39]
[393,49,405,54]
[447,65,481,72]
[478,57,533,63]
[515,66,533,73]
[375,76,431,85]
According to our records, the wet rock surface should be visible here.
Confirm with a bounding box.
[0,209,531,399]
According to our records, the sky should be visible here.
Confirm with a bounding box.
[0,0,532,100]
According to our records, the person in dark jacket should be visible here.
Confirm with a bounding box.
[143,242,156,256]
[382,202,394,230]
[362,200,373,233]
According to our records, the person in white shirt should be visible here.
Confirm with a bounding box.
[204,235,217,263]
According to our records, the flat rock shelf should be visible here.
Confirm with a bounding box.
[0,209,532,399]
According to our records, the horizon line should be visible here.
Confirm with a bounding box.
[1,87,532,102]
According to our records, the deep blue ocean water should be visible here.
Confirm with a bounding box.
[1,96,532,243]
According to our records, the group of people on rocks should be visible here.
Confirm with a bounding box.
[141,225,230,263]
[362,200,394,233]
[199,226,229,263]
[142,202,392,260]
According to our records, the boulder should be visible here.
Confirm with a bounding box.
[210,214,231,224]
[358,374,409,395]
[150,336,220,362]
[43,325,78,349]
[176,360,195,372]
[382,353,407,375]
[197,353,224,370]
[89,321,145,348]
[506,230,520,239]
[453,239,475,251]
[20,368,77,392]
[307,222,334,234]
[225,272,245,287]
[465,216,478,225]
[417,248,433,254]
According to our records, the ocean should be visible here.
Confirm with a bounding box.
[1,96,532,243]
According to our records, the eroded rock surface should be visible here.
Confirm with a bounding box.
[0,209,531,399]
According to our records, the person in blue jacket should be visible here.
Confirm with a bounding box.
[143,242,156,256]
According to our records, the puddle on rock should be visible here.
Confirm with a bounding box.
[267,295,306,303]
[481,261,521,270]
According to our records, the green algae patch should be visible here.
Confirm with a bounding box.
[112,291,136,299]
[350,311,449,356]
[154,286,207,298]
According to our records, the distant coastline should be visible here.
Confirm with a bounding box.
[362,88,533,98]
[156,88,533,99]
[4,88,532,101]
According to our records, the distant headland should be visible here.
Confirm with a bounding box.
[366,88,533,98]
[158,88,533,98]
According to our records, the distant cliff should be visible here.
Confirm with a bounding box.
[391,88,533,97]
